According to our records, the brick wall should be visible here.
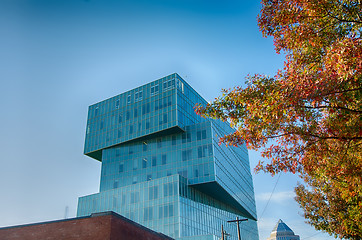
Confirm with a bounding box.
[0,212,174,240]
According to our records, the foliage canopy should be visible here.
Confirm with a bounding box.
[197,0,362,238]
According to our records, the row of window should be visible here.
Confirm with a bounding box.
[98,99,171,129]
[108,182,178,204]
[116,145,212,174]
[144,204,174,221]
[118,154,167,173]
[104,162,212,190]
[93,93,173,120]
[127,80,175,106]
[91,112,172,142]
[113,132,208,157]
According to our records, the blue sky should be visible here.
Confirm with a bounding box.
[0,1,334,239]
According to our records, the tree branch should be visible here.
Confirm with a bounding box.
[317,87,362,98]
[298,105,362,114]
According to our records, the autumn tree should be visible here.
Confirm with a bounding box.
[196,0,362,238]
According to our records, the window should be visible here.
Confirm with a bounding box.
[197,130,207,140]
[182,133,191,143]
[152,156,157,166]
[142,103,150,115]
[126,111,130,120]
[164,182,176,197]
[162,154,167,165]
[146,121,150,129]
[147,174,152,181]
[113,180,118,189]
[157,138,162,148]
[155,99,159,111]
[177,79,184,93]
[144,207,153,221]
[142,158,147,168]
[135,90,143,102]
[118,114,122,123]
[172,136,176,145]
[100,121,104,130]
[151,85,159,96]
[132,176,137,184]
[159,204,174,218]
[202,130,207,139]
[134,108,138,118]
[95,107,99,116]
[129,125,133,134]
[168,204,174,217]
[119,164,124,173]
[182,149,192,161]
[155,97,171,112]
[148,186,158,200]
[143,142,148,151]
[178,170,187,178]
[204,164,209,176]
[163,113,167,124]
[162,98,167,109]
[133,159,138,170]
[127,95,131,104]
[198,146,205,158]
[194,169,199,177]
[159,206,163,219]
[129,146,134,154]
[163,79,175,91]
[208,144,213,156]
[131,192,139,203]
[117,130,122,138]
[115,99,120,109]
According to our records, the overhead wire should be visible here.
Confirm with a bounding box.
[302,231,321,240]
[258,173,281,220]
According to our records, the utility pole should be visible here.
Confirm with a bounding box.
[220,224,230,240]
[227,217,248,240]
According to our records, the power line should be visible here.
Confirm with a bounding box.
[259,173,281,219]
[302,231,321,240]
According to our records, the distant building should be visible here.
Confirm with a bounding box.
[77,73,259,240]
[0,211,174,240]
[267,219,300,240]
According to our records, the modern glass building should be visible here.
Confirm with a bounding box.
[77,73,259,240]
[267,219,300,240]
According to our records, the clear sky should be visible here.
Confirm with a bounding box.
[0,1,334,240]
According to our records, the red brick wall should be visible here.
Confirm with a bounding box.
[0,212,174,240]
[109,214,171,240]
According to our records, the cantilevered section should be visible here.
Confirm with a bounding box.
[84,73,207,161]
[191,182,256,220]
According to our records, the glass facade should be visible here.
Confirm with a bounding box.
[78,73,259,240]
